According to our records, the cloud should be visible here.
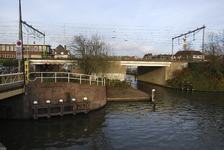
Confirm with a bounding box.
[109,42,164,57]
[56,35,72,43]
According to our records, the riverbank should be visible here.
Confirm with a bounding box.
[166,62,224,91]
[106,87,150,101]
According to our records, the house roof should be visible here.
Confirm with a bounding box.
[54,45,71,56]
[174,51,202,56]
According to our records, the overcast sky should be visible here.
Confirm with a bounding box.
[1,0,224,57]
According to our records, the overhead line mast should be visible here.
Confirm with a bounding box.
[22,21,46,57]
[18,0,47,92]
[171,25,206,61]
[18,0,23,72]
[22,21,45,38]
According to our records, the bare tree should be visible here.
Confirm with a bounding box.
[69,34,113,75]
[204,31,224,79]
[205,31,223,56]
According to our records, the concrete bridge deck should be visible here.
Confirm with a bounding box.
[0,84,24,100]
[121,61,171,67]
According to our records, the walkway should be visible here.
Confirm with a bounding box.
[107,87,150,101]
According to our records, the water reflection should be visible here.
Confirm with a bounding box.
[0,106,113,150]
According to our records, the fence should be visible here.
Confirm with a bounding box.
[28,72,105,86]
[0,72,24,87]
[0,66,24,74]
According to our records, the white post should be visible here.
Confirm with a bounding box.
[104,78,105,86]
[97,77,98,86]
[41,73,43,83]
[55,72,57,82]
[80,74,81,84]
[68,73,70,83]
[90,76,91,85]
[102,77,103,86]
[152,89,156,103]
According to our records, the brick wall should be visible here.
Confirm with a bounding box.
[28,82,107,111]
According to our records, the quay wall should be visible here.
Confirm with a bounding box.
[0,94,30,119]
[28,82,107,111]
[0,83,106,119]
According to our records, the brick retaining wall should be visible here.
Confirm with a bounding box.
[28,82,107,111]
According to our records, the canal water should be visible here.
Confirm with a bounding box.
[0,75,224,150]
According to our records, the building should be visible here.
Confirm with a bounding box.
[143,53,152,60]
[53,45,71,58]
[129,56,138,60]
[174,51,203,61]
[143,53,171,60]
[0,43,52,59]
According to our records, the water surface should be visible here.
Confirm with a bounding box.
[0,75,224,149]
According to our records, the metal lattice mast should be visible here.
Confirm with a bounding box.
[171,25,206,60]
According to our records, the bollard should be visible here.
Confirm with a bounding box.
[152,89,156,103]
[152,103,155,112]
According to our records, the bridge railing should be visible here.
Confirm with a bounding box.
[0,72,24,87]
[28,72,105,86]
[0,65,24,74]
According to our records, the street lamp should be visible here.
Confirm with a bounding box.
[27,33,32,60]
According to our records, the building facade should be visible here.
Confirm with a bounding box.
[0,43,52,59]
[174,51,203,61]
[53,45,71,58]
[143,53,171,60]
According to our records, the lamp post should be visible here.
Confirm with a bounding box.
[27,33,32,60]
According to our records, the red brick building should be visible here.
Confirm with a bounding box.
[0,43,52,59]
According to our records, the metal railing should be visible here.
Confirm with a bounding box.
[0,65,24,74]
[28,72,105,86]
[0,72,24,87]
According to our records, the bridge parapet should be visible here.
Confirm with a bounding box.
[121,61,171,67]
[0,72,24,87]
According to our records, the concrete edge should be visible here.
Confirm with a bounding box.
[107,97,150,101]
[0,142,6,150]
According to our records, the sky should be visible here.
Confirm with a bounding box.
[0,0,224,57]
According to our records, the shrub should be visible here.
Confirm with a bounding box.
[166,63,224,91]
[105,79,131,89]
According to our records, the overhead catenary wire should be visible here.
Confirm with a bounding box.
[0,21,211,55]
